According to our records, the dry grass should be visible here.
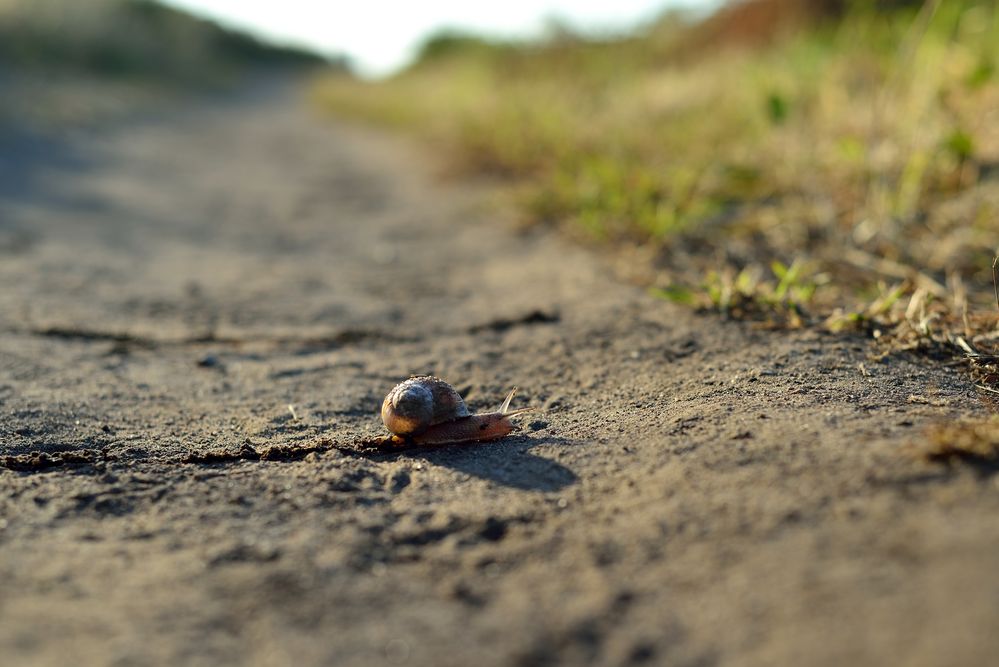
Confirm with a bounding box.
[916,419,999,465]
[313,1,999,364]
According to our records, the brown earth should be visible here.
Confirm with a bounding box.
[2,76,998,667]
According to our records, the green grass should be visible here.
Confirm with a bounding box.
[313,1,999,354]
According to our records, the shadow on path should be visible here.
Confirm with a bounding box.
[412,437,579,492]
[337,436,580,492]
[0,124,97,212]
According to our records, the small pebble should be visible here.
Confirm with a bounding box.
[197,354,220,368]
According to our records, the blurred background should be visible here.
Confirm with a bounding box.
[0,0,720,80]
[3,0,999,340]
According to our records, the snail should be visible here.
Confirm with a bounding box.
[381,376,534,445]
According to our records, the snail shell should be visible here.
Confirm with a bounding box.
[381,376,470,436]
[381,375,534,445]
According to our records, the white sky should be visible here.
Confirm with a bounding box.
[159,0,720,77]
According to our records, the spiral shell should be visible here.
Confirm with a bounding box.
[381,376,470,436]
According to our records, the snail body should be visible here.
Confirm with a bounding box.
[381,376,533,445]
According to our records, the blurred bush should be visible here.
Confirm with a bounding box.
[0,0,340,84]
[315,0,999,331]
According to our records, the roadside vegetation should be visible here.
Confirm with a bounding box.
[0,0,334,84]
[314,0,999,363]
[0,0,338,129]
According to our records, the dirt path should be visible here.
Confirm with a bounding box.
[2,77,998,667]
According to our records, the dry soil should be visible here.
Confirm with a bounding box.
[2,77,998,667]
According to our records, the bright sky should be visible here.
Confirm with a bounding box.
[159,0,720,77]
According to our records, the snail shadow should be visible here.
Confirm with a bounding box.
[341,436,579,492]
[418,436,579,492]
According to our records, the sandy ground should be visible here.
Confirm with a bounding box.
[2,76,999,667]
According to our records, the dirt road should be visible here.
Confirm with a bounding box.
[2,78,997,666]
